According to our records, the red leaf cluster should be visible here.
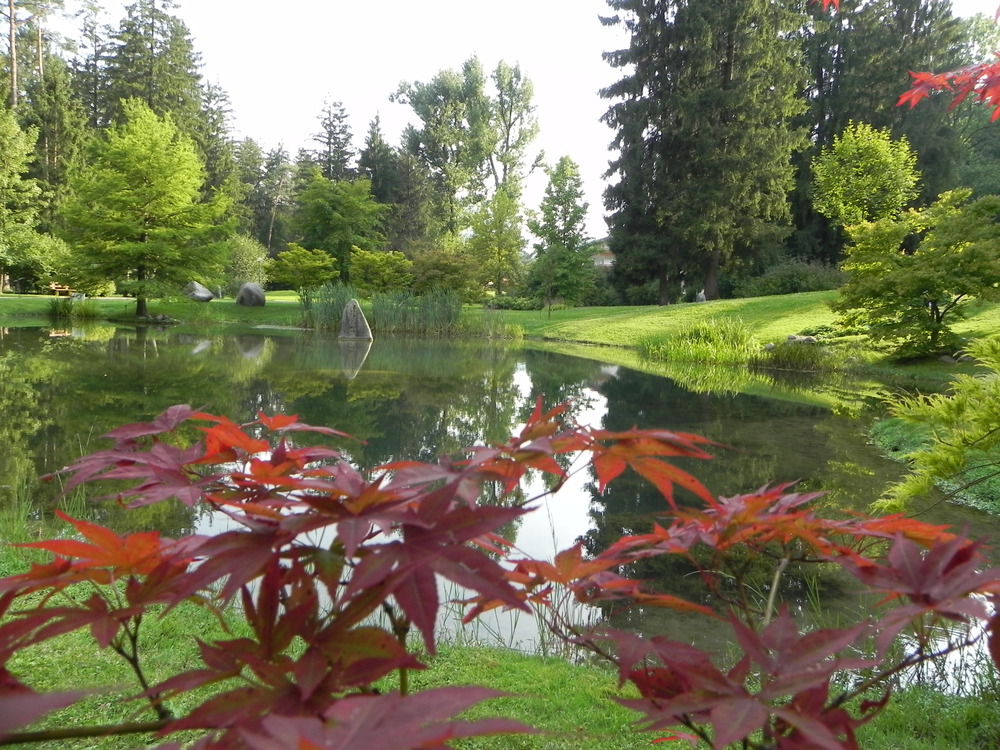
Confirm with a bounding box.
[0,403,998,750]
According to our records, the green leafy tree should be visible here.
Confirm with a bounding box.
[467,186,524,298]
[59,99,228,317]
[833,189,1000,355]
[410,240,480,301]
[292,170,387,281]
[786,0,967,264]
[267,242,338,302]
[394,57,492,234]
[527,156,591,310]
[222,233,268,296]
[812,122,920,228]
[0,106,44,290]
[259,145,293,253]
[485,60,541,197]
[602,0,807,302]
[349,246,413,296]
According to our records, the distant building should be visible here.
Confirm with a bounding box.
[589,238,613,269]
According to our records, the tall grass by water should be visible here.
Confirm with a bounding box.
[370,290,462,334]
[639,318,759,365]
[46,296,100,320]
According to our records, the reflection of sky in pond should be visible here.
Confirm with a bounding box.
[6,325,1000,657]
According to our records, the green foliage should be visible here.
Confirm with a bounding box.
[812,122,920,228]
[733,259,845,298]
[312,281,359,331]
[58,99,228,317]
[410,241,482,302]
[639,318,759,365]
[833,190,1000,356]
[267,243,338,302]
[222,234,269,296]
[467,187,524,297]
[349,246,414,296]
[526,156,592,309]
[880,336,1000,511]
[369,289,462,335]
[292,171,387,279]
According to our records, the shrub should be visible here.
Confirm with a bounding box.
[222,234,269,297]
[0,404,997,749]
[733,259,845,298]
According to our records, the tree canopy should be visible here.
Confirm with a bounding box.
[59,99,227,316]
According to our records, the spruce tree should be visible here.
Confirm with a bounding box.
[311,99,354,182]
[602,0,807,301]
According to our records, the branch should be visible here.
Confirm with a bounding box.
[0,720,169,746]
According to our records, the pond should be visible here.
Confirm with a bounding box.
[1,322,997,649]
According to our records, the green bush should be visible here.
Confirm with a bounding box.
[488,296,542,311]
[733,259,845,298]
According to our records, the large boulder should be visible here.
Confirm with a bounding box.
[339,299,373,340]
[184,281,215,302]
[236,282,266,307]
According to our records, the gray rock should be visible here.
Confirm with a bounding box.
[184,281,215,302]
[236,282,266,307]
[339,299,373,340]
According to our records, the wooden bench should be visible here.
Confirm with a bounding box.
[48,283,75,296]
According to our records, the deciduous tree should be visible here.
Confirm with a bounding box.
[59,99,228,316]
[832,189,1000,355]
[527,155,591,310]
[812,121,921,228]
[291,170,387,281]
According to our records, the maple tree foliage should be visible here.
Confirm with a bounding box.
[0,403,996,748]
[817,0,1000,121]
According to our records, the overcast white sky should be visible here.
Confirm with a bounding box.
[65,0,995,240]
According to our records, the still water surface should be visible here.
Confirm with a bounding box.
[1,322,997,647]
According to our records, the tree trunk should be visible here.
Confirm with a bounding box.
[657,268,671,306]
[704,251,721,300]
[8,0,16,108]
[136,296,149,318]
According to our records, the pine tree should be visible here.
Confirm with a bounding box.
[310,99,354,181]
[19,53,87,231]
[602,0,807,301]
[102,0,203,137]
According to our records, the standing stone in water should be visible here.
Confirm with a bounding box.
[339,299,373,340]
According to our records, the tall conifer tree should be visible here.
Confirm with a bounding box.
[602,0,807,301]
